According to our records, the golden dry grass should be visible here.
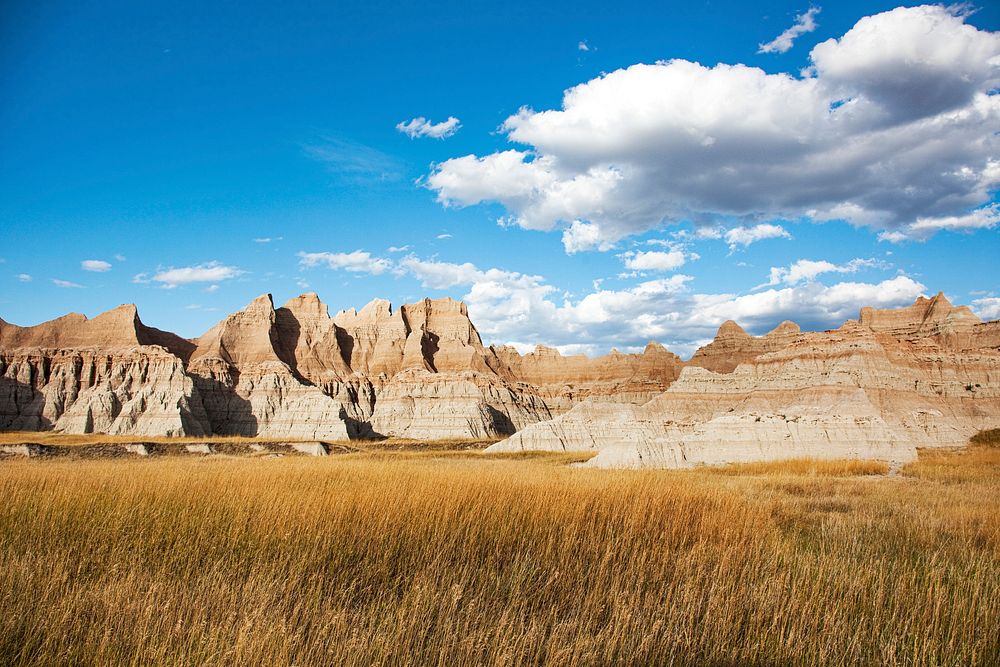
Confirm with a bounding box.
[0,446,997,665]
[710,457,890,477]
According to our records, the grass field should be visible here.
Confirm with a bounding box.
[0,435,998,665]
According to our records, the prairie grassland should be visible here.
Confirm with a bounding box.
[0,445,997,666]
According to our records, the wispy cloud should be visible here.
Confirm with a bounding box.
[436,233,453,240]
[81,259,111,272]
[759,6,820,54]
[303,136,404,184]
[577,40,591,52]
[253,236,283,244]
[396,116,461,139]
[16,273,32,282]
[52,279,84,289]
[388,245,410,253]
[878,204,1000,243]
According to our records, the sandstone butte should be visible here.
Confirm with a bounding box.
[1,292,998,468]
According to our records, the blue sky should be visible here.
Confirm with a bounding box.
[1,1,998,356]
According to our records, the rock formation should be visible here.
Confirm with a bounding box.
[488,293,1000,468]
[0,306,207,436]
[3,291,998,463]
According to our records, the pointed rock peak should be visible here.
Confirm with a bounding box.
[766,320,800,337]
[92,303,140,323]
[282,292,329,319]
[358,298,393,319]
[228,294,276,320]
[716,320,749,338]
[918,291,950,307]
[644,341,668,354]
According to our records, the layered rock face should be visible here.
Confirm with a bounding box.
[687,320,801,373]
[489,294,1000,468]
[186,295,351,440]
[0,306,208,436]
[0,293,679,439]
[492,342,684,413]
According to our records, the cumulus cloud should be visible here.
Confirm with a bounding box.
[152,262,244,288]
[426,5,1000,252]
[972,296,1000,320]
[52,279,84,289]
[765,257,881,286]
[16,273,32,282]
[759,6,820,54]
[81,259,111,272]
[396,116,461,139]
[298,250,393,275]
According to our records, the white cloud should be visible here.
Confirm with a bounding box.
[724,224,791,251]
[972,296,1000,320]
[563,220,616,253]
[578,40,591,52]
[765,257,881,286]
[620,248,690,272]
[427,6,1000,252]
[16,273,31,282]
[254,237,283,244]
[759,6,820,54]
[396,116,461,139]
[387,245,410,253]
[436,233,453,240]
[81,259,111,272]
[878,204,1000,242]
[114,254,126,262]
[152,261,244,288]
[52,279,84,289]
[298,250,392,275]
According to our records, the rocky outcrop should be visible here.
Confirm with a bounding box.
[492,342,683,413]
[687,320,801,373]
[368,369,553,439]
[489,296,1000,468]
[187,295,351,439]
[4,291,997,453]
[0,305,207,436]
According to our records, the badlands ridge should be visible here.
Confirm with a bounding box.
[1,292,998,468]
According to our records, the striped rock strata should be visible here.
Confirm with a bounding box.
[487,293,1000,467]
